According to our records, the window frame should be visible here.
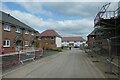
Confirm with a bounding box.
[24,41,29,46]
[31,32,34,35]
[25,30,29,35]
[3,40,10,47]
[16,27,21,33]
[51,37,54,40]
[3,24,11,31]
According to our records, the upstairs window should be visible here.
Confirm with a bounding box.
[16,27,21,33]
[31,32,34,35]
[45,37,47,40]
[45,37,49,40]
[4,24,11,31]
[25,30,29,34]
[3,40,10,47]
[24,41,29,46]
[51,37,54,40]
[38,37,41,40]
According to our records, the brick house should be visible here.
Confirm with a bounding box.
[62,37,85,48]
[87,30,96,48]
[39,29,62,49]
[0,11,39,54]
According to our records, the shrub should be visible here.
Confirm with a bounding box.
[50,48,62,52]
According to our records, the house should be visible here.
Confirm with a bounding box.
[62,37,85,48]
[39,29,62,49]
[0,11,39,54]
[87,30,96,48]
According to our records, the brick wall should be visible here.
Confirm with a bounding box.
[87,36,94,47]
[0,22,2,53]
[40,37,56,49]
[2,23,38,54]
[2,25,16,53]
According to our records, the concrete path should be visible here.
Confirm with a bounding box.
[3,48,105,78]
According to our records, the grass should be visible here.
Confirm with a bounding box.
[49,48,63,52]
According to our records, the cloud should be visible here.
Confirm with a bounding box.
[1,0,120,2]
[43,2,100,18]
[15,2,100,18]
[15,2,52,16]
[2,7,93,38]
[14,2,118,18]
[1,2,118,40]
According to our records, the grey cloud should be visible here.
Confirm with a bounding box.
[16,2,118,18]
[2,2,118,39]
[37,2,105,18]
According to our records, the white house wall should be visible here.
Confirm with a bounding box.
[55,37,62,47]
[62,42,69,47]
[62,41,83,47]
[74,42,80,47]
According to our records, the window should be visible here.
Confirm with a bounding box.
[31,32,34,35]
[16,27,21,33]
[38,37,41,40]
[67,41,69,42]
[51,37,54,40]
[25,30,29,34]
[45,37,49,40]
[3,40,10,47]
[24,41,29,46]
[4,24,11,31]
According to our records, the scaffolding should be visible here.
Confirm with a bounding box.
[89,2,120,79]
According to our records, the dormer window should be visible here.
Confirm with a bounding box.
[16,27,21,33]
[4,24,11,31]
[25,30,29,34]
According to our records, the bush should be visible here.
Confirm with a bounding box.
[50,48,62,52]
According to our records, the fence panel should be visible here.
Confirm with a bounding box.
[2,53,19,68]
[105,37,120,78]
[34,50,41,60]
[89,37,120,79]
[19,51,35,64]
[1,49,41,68]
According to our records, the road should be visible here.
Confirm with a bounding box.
[3,48,105,78]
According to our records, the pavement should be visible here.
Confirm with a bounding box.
[2,48,105,78]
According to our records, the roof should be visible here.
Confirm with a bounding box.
[39,29,61,37]
[0,11,37,32]
[87,29,98,37]
[88,30,96,36]
[62,37,84,42]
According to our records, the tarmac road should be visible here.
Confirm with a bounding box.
[3,48,105,78]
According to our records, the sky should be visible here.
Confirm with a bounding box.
[0,0,119,40]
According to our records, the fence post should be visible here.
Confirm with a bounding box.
[17,46,21,64]
[34,49,36,61]
[105,39,114,74]
[17,52,20,61]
